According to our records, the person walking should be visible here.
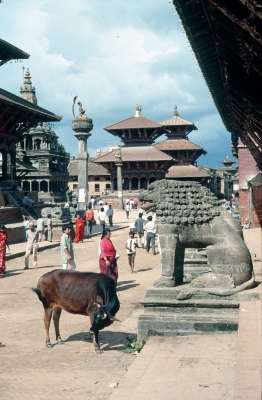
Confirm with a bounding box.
[97,207,107,232]
[106,205,114,226]
[22,192,35,210]
[99,228,119,283]
[134,213,146,248]
[144,215,157,255]
[73,214,85,243]
[125,202,131,219]
[24,216,29,242]
[84,205,95,236]
[24,222,38,269]
[0,224,10,278]
[103,202,109,213]
[60,226,76,270]
[125,230,138,274]
[36,217,45,241]
[47,214,52,242]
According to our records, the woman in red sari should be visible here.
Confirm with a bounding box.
[99,228,119,283]
[74,214,85,243]
[0,224,10,277]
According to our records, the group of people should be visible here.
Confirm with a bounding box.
[0,198,158,284]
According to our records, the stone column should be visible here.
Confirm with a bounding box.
[72,116,93,216]
[23,137,26,150]
[1,150,8,180]
[10,151,16,182]
[115,160,124,210]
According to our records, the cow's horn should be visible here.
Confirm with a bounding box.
[94,302,101,308]
[102,313,107,320]
[110,316,121,322]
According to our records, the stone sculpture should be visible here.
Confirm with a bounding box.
[139,179,254,295]
[41,206,62,219]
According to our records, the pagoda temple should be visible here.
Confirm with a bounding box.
[155,106,210,181]
[0,39,61,190]
[17,69,70,202]
[94,105,209,190]
[94,105,173,191]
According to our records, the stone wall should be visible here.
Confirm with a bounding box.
[0,208,23,224]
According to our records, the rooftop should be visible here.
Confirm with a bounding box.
[0,38,30,66]
[0,88,61,122]
[154,138,205,152]
[166,165,210,179]
[93,146,173,163]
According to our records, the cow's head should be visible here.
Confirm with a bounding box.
[91,303,120,332]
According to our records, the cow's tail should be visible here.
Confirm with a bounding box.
[31,287,43,302]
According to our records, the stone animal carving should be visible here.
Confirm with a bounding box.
[139,179,254,295]
[41,206,62,219]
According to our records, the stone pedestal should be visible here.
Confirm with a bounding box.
[115,160,123,210]
[72,117,93,216]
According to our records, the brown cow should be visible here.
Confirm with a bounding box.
[32,270,120,353]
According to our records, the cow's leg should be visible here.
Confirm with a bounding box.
[89,314,102,354]
[44,308,53,348]
[53,307,64,344]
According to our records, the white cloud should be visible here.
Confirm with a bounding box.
[0,0,235,167]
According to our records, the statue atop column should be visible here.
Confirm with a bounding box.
[72,95,90,120]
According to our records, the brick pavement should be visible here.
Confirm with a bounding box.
[0,209,161,400]
[1,215,261,399]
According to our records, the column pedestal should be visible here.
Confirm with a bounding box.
[72,117,93,216]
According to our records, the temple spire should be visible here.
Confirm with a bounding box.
[134,104,142,118]
[20,68,38,105]
[174,104,180,117]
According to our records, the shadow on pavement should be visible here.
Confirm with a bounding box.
[136,268,152,272]
[117,280,136,286]
[65,330,137,352]
[117,283,139,292]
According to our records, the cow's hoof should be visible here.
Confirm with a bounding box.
[95,349,103,354]
[57,340,65,345]
[46,342,53,348]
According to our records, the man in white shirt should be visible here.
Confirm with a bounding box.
[97,207,107,231]
[125,203,131,219]
[144,216,157,255]
[103,202,109,213]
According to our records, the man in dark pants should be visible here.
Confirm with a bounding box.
[144,216,157,255]
[106,205,114,226]
[134,213,146,248]
[84,205,95,236]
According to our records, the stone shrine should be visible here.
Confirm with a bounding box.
[137,179,255,340]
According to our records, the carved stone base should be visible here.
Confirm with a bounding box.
[137,285,260,341]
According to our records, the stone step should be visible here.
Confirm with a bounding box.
[138,309,239,339]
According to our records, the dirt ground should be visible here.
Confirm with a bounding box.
[0,227,161,400]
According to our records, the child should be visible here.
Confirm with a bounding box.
[125,231,138,273]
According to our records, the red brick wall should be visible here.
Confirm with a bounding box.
[6,226,25,244]
[253,186,262,227]
[238,139,261,227]
[0,208,23,224]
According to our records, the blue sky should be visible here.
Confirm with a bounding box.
[0,0,237,168]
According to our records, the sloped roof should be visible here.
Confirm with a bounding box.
[0,88,61,121]
[166,165,210,179]
[160,115,197,129]
[105,116,161,131]
[68,160,110,176]
[0,38,29,66]
[93,146,173,163]
[154,139,205,152]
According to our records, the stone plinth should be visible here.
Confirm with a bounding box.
[72,117,93,215]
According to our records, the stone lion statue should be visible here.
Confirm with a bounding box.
[139,179,254,295]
